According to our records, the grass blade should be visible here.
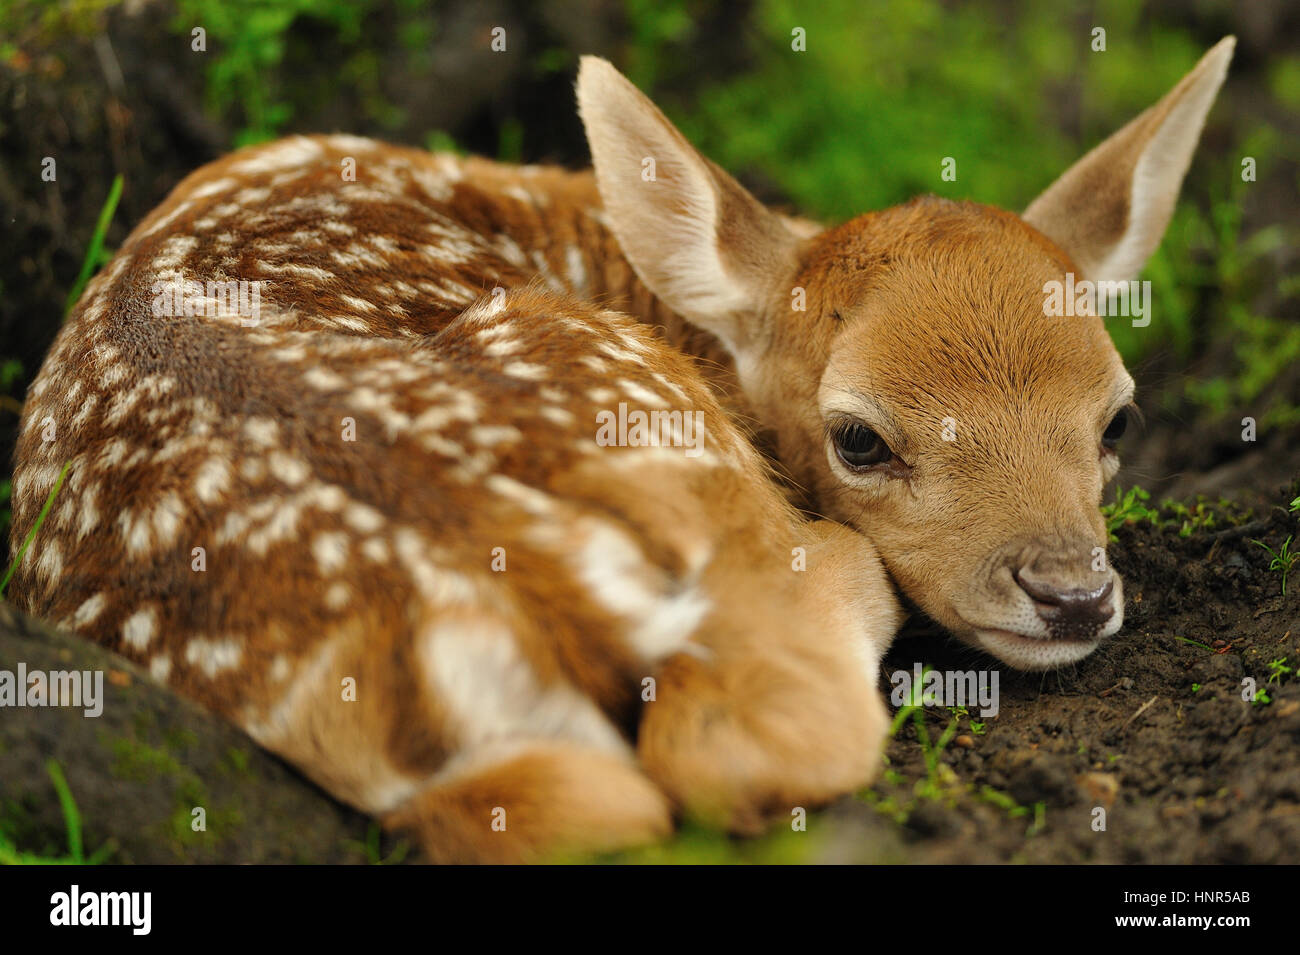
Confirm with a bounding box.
[63,174,124,319]
[0,459,70,597]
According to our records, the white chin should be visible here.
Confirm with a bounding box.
[974,628,1101,671]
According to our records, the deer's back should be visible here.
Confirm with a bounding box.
[8,135,781,813]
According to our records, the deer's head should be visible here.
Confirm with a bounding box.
[577,38,1234,669]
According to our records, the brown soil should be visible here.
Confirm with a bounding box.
[810,482,1300,864]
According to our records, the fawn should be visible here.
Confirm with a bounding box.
[8,38,1232,861]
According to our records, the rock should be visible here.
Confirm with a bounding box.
[1077,771,1119,808]
[0,603,394,863]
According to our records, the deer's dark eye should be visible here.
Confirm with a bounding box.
[1102,409,1128,449]
[832,422,893,469]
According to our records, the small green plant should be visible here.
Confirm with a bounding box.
[975,787,1046,836]
[1266,657,1293,687]
[1191,683,1202,693]
[890,672,960,797]
[1251,535,1296,595]
[948,704,986,735]
[348,821,411,866]
[1153,496,1252,537]
[1102,485,1158,540]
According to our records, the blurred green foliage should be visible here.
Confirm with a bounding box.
[4,0,1295,428]
[169,0,374,146]
[630,0,1298,422]
[160,0,1296,424]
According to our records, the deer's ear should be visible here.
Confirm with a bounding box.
[1023,36,1234,284]
[577,56,797,358]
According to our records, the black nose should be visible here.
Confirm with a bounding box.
[1014,570,1115,634]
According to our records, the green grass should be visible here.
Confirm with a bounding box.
[0,760,115,865]
[169,0,386,145]
[1103,485,1158,540]
[1251,535,1296,596]
[0,459,70,598]
[345,821,412,865]
[1102,485,1256,542]
[62,174,122,318]
[635,0,1298,423]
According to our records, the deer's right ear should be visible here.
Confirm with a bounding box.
[577,56,797,359]
[1023,36,1234,284]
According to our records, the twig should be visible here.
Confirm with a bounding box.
[1120,694,1159,733]
[1205,508,1291,544]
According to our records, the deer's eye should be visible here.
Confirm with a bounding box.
[1102,409,1128,449]
[832,421,893,469]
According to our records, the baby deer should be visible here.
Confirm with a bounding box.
[8,38,1232,861]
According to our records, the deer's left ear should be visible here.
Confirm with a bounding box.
[1023,36,1234,284]
[576,56,798,360]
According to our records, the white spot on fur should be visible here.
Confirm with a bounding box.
[324,581,351,610]
[468,425,521,447]
[502,361,548,381]
[312,531,350,574]
[485,475,554,515]
[243,417,280,448]
[361,537,389,562]
[573,522,708,661]
[483,337,523,357]
[344,503,385,533]
[229,136,324,176]
[303,367,348,391]
[70,593,107,629]
[565,246,587,291]
[195,457,233,503]
[270,655,291,682]
[188,177,239,200]
[185,637,243,678]
[122,607,159,651]
[149,655,172,683]
[539,406,575,426]
[393,528,477,605]
[420,620,631,760]
[269,451,310,487]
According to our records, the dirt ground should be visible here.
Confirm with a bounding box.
[799,478,1300,865]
